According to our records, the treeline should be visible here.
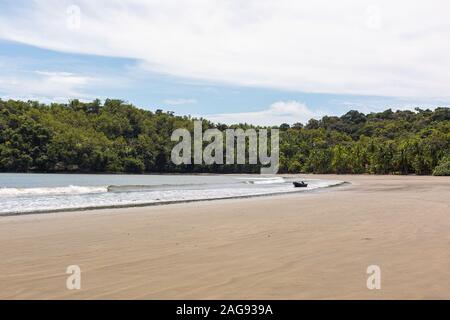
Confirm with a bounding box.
[279,109,449,175]
[0,99,449,175]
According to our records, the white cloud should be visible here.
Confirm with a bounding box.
[0,70,96,102]
[163,98,197,105]
[204,101,320,126]
[1,1,450,99]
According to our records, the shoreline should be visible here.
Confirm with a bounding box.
[0,179,346,217]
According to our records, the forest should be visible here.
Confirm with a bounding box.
[0,98,449,175]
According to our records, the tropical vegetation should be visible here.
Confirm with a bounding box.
[1,99,449,175]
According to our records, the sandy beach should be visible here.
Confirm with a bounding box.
[0,175,449,299]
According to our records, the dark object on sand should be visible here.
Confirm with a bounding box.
[293,181,308,188]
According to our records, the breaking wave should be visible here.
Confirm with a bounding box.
[238,177,285,184]
[0,185,107,197]
[0,174,345,215]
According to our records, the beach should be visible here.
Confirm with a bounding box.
[0,175,449,299]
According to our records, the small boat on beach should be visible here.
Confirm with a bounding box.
[293,181,308,188]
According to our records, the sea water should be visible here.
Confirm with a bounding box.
[0,173,343,215]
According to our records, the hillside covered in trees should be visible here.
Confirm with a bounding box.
[0,99,449,175]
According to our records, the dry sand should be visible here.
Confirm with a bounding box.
[0,175,449,299]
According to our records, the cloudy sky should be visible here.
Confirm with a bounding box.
[1,0,449,125]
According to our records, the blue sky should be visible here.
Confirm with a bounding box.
[1,1,449,125]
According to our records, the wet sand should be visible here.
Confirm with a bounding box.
[0,175,449,299]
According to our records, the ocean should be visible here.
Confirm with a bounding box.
[0,173,343,215]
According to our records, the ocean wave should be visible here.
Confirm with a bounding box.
[0,185,107,197]
[0,179,346,215]
[107,185,159,192]
[238,177,285,184]
[106,182,215,192]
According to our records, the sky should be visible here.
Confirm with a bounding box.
[0,0,449,125]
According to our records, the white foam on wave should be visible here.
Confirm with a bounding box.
[0,185,108,197]
[0,179,345,215]
[238,177,285,184]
